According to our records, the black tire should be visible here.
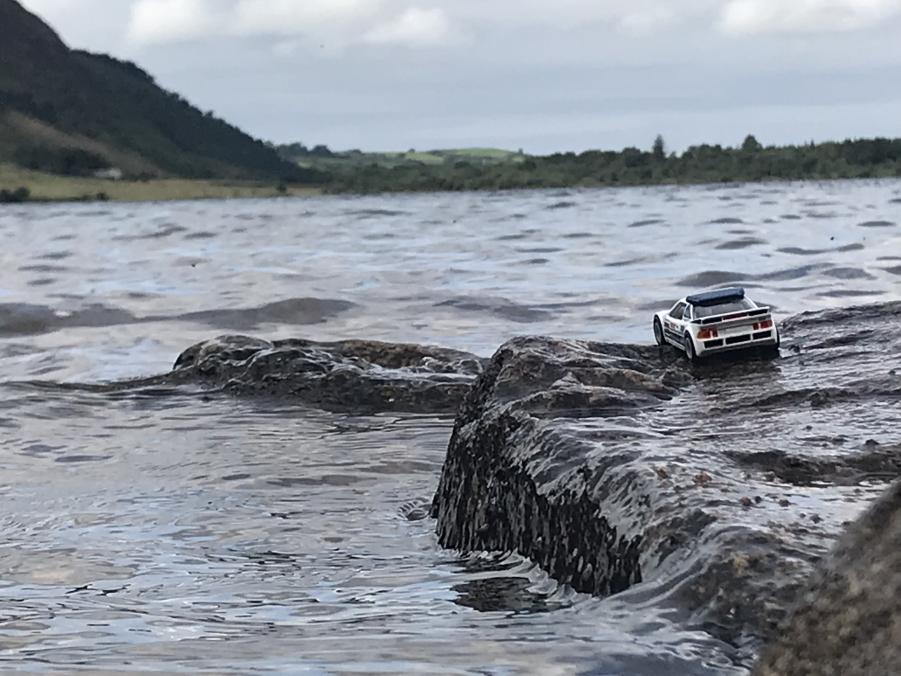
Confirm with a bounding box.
[653,318,665,346]
[684,334,697,362]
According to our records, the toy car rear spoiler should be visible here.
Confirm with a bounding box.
[694,307,771,326]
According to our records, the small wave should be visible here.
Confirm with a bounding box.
[676,270,746,287]
[607,256,653,268]
[707,217,744,225]
[715,237,766,250]
[435,296,553,323]
[496,213,527,222]
[546,201,577,210]
[183,231,218,240]
[0,302,137,337]
[816,289,880,298]
[678,264,839,288]
[515,247,564,254]
[18,264,69,273]
[175,298,357,329]
[635,298,680,311]
[38,251,73,261]
[857,220,896,228]
[757,264,831,282]
[821,267,875,280]
[112,224,188,241]
[883,265,901,276]
[0,298,356,336]
[777,243,865,255]
[346,208,409,218]
[55,454,112,464]
[629,219,664,228]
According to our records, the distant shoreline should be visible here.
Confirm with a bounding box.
[2,174,900,206]
[3,149,901,205]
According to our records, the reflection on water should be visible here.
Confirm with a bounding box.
[1,180,900,673]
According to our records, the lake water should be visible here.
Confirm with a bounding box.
[1,180,900,674]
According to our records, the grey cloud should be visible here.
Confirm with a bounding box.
[18,0,901,153]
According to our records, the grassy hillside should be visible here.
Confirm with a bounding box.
[0,163,319,203]
[276,144,530,192]
[279,145,523,169]
[0,0,309,182]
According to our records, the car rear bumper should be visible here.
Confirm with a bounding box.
[697,330,778,355]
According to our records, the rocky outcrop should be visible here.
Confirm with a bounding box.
[169,335,485,414]
[432,302,901,652]
[754,479,901,676]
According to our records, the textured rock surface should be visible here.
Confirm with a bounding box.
[754,479,901,676]
[432,301,901,653]
[169,335,485,413]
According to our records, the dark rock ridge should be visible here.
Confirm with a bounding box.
[432,301,901,656]
[169,335,485,414]
[754,479,901,676]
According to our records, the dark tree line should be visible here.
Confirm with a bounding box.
[293,134,901,194]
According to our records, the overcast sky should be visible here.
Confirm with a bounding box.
[20,0,901,153]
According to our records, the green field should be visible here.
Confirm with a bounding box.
[288,147,524,170]
[0,164,319,203]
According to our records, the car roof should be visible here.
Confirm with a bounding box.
[684,287,746,307]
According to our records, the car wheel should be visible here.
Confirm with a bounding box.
[653,318,665,346]
[684,334,697,362]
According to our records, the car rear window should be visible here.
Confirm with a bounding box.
[694,298,755,318]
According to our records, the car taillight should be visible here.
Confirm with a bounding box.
[698,328,719,340]
[753,319,773,330]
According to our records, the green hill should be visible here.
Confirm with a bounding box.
[0,0,305,181]
[278,144,523,170]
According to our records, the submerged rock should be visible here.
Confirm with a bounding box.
[432,301,901,655]
[753,479,901,676]
[170,335,485,414]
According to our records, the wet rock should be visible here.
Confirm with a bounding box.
[432,301,901,654]
[754,480,901,676]
[171,335,486,414]
[730,443,901,487]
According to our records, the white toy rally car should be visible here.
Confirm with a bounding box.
[653,287,779,361]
